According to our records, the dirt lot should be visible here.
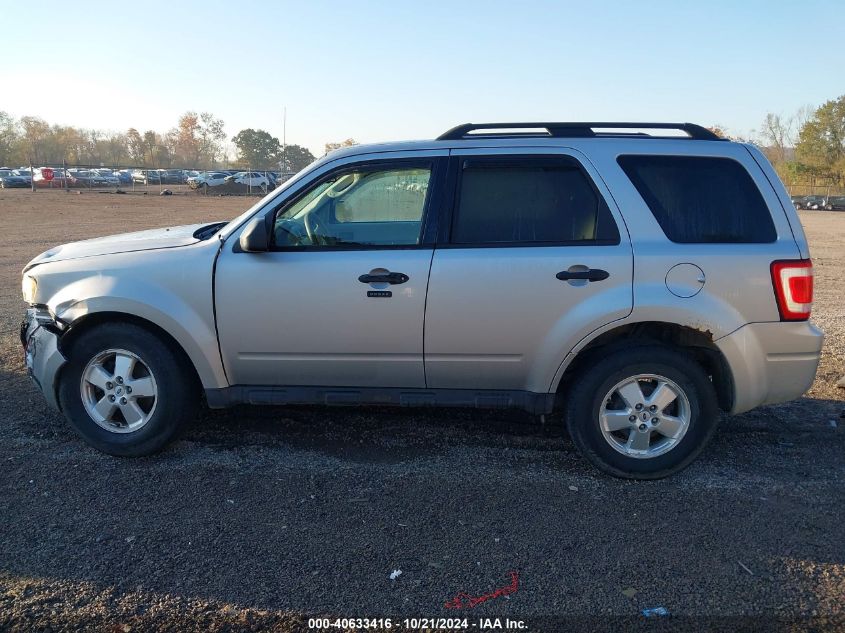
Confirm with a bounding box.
[0,189,843,631]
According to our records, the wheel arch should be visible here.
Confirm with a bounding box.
[58,311,203,396]
[553,321,734,412]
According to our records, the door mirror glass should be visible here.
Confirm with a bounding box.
[239,217,270,252]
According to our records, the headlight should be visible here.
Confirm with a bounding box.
[22,275,37,304]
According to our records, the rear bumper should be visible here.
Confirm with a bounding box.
[716,321,824,414]
[21,309,67,412]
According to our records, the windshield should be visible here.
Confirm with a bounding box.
[277,177,344,221]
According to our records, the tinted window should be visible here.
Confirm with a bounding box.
[451,158,619,245]
[274,164,431,247]
[618,155,776,243]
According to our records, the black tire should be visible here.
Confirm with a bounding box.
[58,322,198,457]
[564,345,719,479]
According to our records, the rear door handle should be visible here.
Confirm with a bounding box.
[556,268,610,282]
[358,272,409,284]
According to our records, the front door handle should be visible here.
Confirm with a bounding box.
[358,272,409,285]
[556,268,610,282]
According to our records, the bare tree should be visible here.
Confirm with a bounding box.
[794,104,815,132]
[759,113,792,163]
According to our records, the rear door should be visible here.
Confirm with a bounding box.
[424,148,633,393]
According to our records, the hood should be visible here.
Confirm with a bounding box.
[24,223,209,271]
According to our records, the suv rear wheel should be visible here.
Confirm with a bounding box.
[58,322,198,456]
[564,345,719,479]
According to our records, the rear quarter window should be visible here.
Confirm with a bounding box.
[617,155,777,243]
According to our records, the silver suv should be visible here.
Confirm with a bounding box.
[21,122,824,478]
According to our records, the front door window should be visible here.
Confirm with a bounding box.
[273,165,431,248]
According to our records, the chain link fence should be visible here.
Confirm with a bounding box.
[784,181,845,198]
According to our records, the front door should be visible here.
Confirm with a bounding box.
[215,156,443,388]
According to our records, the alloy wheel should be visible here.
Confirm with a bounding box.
[599,373,691,458]
[80,348,158,433]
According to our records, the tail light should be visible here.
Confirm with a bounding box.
[771,260,813,321]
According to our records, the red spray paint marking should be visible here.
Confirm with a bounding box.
[444,571,519,609]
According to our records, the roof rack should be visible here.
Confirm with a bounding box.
[437,122,723,141]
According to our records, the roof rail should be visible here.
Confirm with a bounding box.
[437,122,723,141]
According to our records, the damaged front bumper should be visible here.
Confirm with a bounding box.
[21,307,67,411]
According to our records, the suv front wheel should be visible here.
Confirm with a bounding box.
[58,322,198,456]
[565,345,719,479]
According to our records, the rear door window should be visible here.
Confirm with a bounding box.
[618,155,776,243]
[450,156,619,245]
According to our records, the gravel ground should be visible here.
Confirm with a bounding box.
[0,190,843,632]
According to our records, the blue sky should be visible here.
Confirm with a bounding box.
[1,0,843,156]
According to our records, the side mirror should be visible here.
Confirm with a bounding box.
[239,217,270,252]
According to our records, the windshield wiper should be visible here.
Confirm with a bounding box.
[193,222,228,240]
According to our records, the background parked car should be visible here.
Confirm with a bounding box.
[67,169,105,187]
[132,170,162,184]
[162,169,185,184]
[791,195,808,209]
[803,195,827,210]
[32,167,68,187]
[115,170,133,184]
[92,169,120,186]
[0,168,28,188]
[226,171,270,188]
[187,171,229,189]
[823,195,845,211]
[12,169,32,185]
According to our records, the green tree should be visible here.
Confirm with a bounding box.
[0,111,20,165]
[232,128,282,169]
[19,116,50,164]
[51,125,83,164]
[279,143,315,172]
[795,95,845,184]
[143,130,158,165]
[106,132,128,166]
[127,128,146,165]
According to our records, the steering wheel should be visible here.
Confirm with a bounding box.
[303,213,321,245]
[275,220,308,246]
